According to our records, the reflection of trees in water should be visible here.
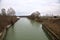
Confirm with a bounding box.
[11,25,15,38]
[11,25,15,32]
[4,25,15,40]
[30,20,35,24]
[30,20,40,28]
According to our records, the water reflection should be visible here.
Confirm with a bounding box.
[4,25,15,40]
[29,19,40,28]
[11,25,15,32]
[5,18,50,40]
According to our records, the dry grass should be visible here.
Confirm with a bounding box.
[42,18,60,39]
[0,16,17,32]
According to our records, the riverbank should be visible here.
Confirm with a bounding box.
[0,29,6,40]
[0,16,19,40]
[42,18,60,40]
[28,16,60,40]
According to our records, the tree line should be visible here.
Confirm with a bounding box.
[0,8,15,16]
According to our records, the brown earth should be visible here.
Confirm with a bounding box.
[0,16,18,33]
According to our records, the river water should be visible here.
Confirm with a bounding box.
[4,18,50,40]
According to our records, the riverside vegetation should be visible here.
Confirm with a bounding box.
[28,11,60,40]
[0,8,19,40]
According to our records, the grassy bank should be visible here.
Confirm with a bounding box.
[0,16,19,40]
[42,18,60,40]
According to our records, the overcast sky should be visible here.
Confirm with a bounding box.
[0,0,60,16]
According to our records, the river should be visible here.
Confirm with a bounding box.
[4,18,50,40]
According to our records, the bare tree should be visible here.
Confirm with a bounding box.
[1,8,6,16]
[7,8,15,16]
[31,11,40,17]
